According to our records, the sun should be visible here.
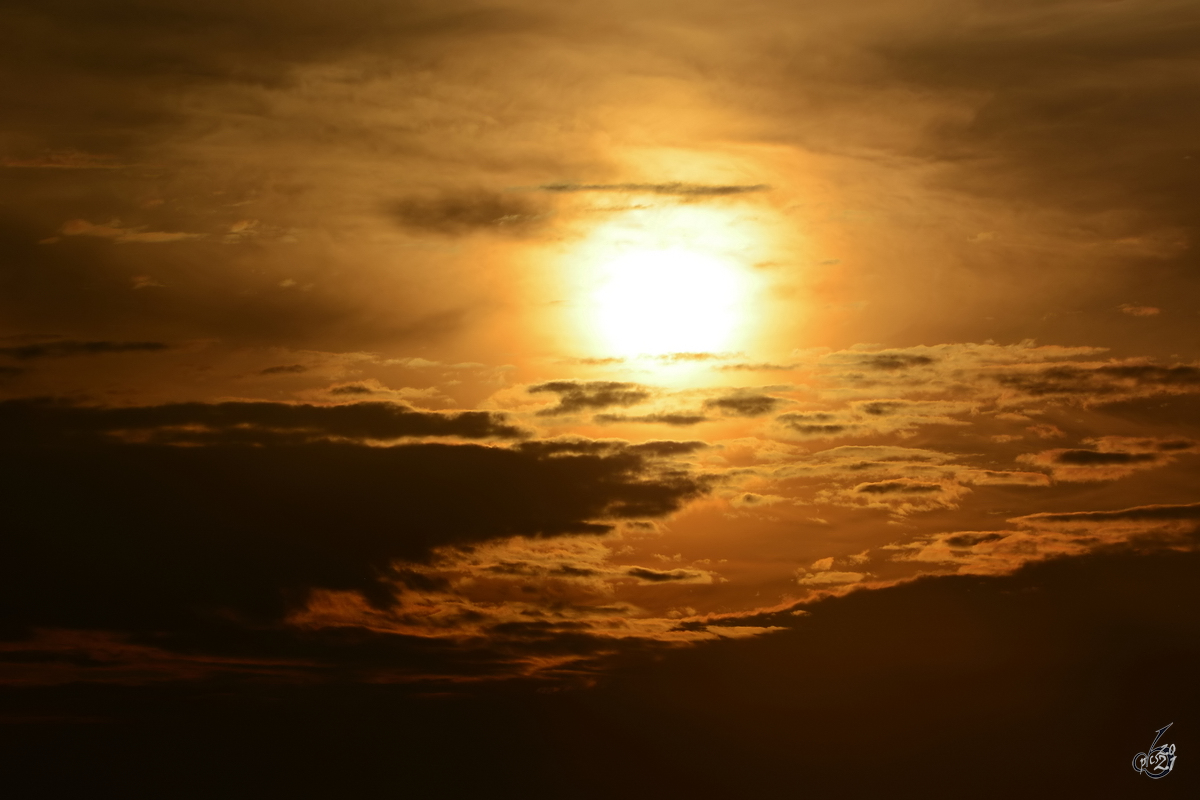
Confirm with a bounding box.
[562,205,766,358]
[592,247,745,356]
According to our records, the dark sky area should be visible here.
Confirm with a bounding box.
[1,1,1197,796]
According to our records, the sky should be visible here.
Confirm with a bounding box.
[1,0,1198,796]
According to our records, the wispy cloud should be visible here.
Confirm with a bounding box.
[49,219,203,244]
[0,340,170,360]
[536,182,768,196]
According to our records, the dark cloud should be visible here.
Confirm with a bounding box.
[0,339,169,360]
[993,362,1200,402]
[854,354,936,371]
[512,436,705,460]
[0,427,710,634]
[1014,502,1200,527]
[258,364,308,375]
[391,568,451,593]
[855,480,942,495]
[1051,450,1158,466]
[1,547,1197,798]
[1019,436,1198,481]
[776,412,849,437]
[553,564,599,578]
[858,401,905,416]
[614,548,1200,797]
[878,1,1200,234]
[624,440,707,457]
[626,567,702,583]
[537,182,768,196]
[329,384,375,396]
[0,398,525,444]
[593,413,708,426]
[386,190,543,236]
[944,532,1008,548]
[1095,364,1200,385]
[514,438,616,457]
[0,0,537,157]
[703,394,781,417]
[0,207,474,348]
[529,381,652,416]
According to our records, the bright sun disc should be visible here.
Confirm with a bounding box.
[592,247,745,356]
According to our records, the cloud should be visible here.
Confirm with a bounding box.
[622,440,708,458]
[796,570,868,586]
[0,629,310,686]
[776,445,956,477]
[283,533,724,650]
[649,352,737,362]
[0,398,526,444]
[564,356,626,366]
[1018,436,1198,482]
[625,567,710,583]
[1026,424,1065,439]
[386,190,544,235]
[806,345,1200,408]
[1011,502,1200,530]
[728,492,789,508]
[536,182,768,196]
[529,381,652,416]
[720,441,1051,522]
[718,362,796,372]
[385,357,490,370]
[1,150,128,169]
[603,547,1200,796]
[814,342,1105,389]
[993,363,1200,402]
[822,479,970,517]
[131,275,164,289]
[872,0,1200,243]
[854,480,943,495]
[1,421,711,640]
[774,399,971,440]
[703,393,783,417]
[593,413,708,426]
[851,354,937,371]
[762,445,1046,515]
[1119,304,1161,316]
[877,500,1200,578]
[258,364,308,375]
[0,340,170,360]
[775,412,851,438]
[53,219,203,244]
[329,383,376,396]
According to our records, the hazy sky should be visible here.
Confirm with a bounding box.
[2,1,1198,795]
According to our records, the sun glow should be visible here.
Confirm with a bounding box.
[565,205,767,358]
